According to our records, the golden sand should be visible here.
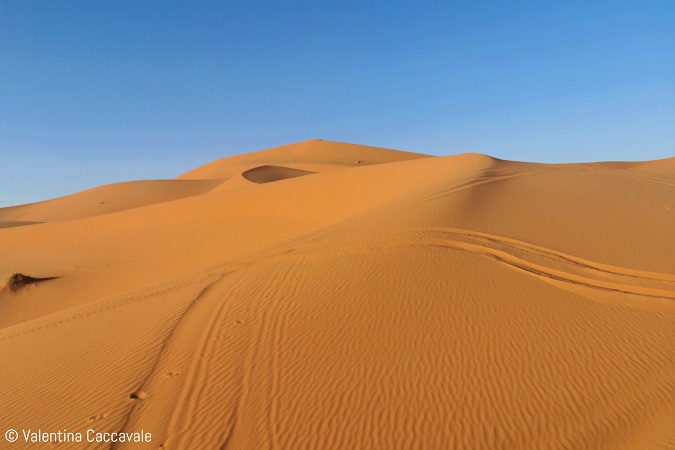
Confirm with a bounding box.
[1,140,674,449]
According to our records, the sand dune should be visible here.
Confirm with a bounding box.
[177,139,428,180]
[0,179,222,223]
[0,140,673,449]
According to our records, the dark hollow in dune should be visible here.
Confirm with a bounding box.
[242,165,315,184]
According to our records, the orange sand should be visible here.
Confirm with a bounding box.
[0,140,674,449]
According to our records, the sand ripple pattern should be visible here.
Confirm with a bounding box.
[108,227,675,449]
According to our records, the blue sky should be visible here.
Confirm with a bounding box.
[1,1,673,206]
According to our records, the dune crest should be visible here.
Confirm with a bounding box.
[0,179,222,223]
[177,139,429,180]
[1,141,674,449]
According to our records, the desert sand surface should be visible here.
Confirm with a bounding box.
[1,139,674,449]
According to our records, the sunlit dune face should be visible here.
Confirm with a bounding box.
[1,141,674,449]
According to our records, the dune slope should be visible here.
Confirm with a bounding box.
[0,179,222,223]
[0,140,674,449]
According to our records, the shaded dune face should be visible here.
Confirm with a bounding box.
[0,140,674,449]
[241,165,316,184]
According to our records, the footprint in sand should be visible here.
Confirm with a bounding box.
[129,390,148,400]
[86,413,108,422]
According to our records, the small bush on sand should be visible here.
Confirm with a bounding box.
[4,273,55,292]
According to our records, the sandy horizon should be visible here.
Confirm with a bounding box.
[1,139,674,449]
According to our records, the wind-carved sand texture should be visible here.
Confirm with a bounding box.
[0,140,674,449]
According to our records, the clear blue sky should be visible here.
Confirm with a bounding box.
[1,1,673,206]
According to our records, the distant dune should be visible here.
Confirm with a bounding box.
[0,140,673,449]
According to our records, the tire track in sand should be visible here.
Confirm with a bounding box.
[255,227,675,302]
